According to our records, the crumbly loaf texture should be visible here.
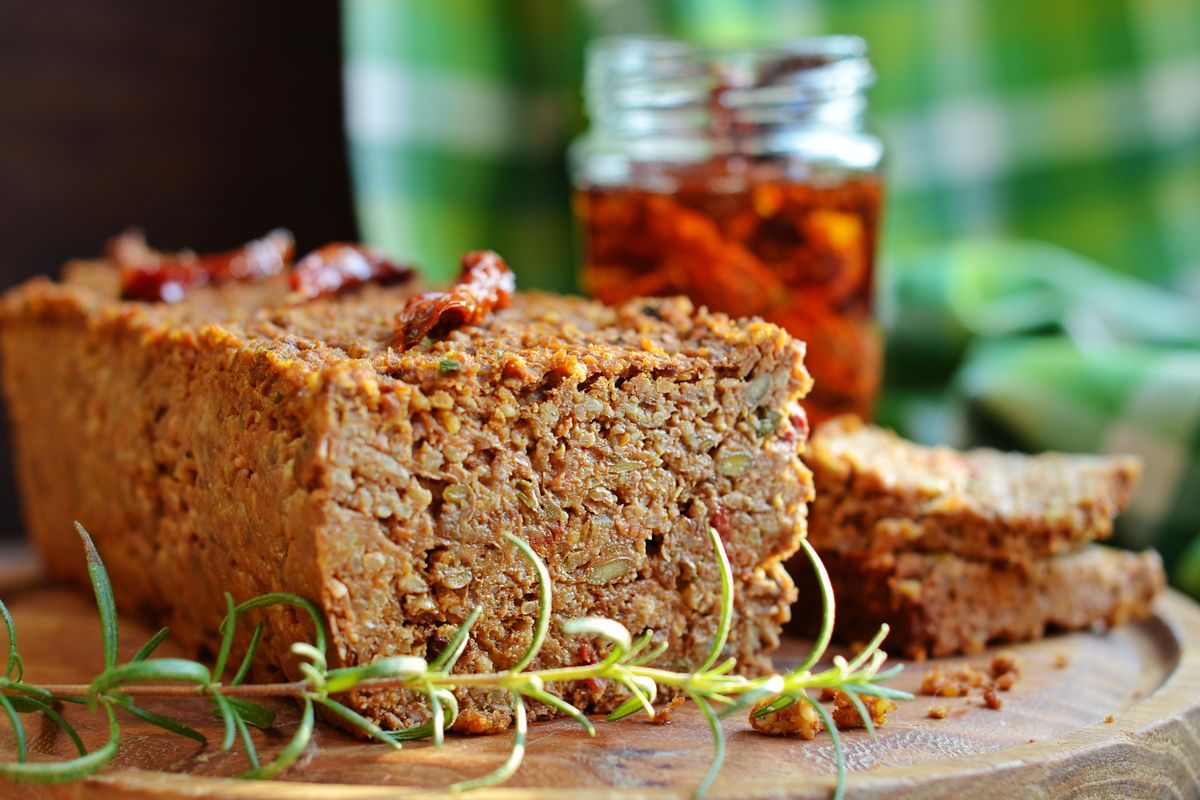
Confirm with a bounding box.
[805,416,1142,565]
[794,545,1163,659]
[0,261,813,733]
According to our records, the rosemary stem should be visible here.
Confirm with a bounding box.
[14,660,855,704]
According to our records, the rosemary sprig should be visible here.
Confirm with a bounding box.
[0,523,910,797]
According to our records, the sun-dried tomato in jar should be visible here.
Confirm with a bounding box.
[571,37,884,426]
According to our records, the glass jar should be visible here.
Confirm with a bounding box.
[570,36,884,426]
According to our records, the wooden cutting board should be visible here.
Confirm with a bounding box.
[1,554,1199,800]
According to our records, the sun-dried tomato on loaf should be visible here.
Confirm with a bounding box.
[395,250,515,349]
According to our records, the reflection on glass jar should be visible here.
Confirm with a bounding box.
[571,36,884,427]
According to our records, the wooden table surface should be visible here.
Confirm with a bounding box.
[1,554,1198,799]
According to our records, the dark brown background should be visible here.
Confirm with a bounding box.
[0,1,357,537]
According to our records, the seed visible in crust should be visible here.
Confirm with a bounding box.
[717,452,753,477]
[587,557,633,585]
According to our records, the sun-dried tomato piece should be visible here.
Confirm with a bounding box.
[289,243,415,299]
[114,229,294,303]
[395,251,515,349]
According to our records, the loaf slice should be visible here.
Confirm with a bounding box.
[795,546,1164,659]
[805,416,1142,565]
[0,258,813,732]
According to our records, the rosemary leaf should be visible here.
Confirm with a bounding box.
[560,617,632,654]
[843,691,876,737]
[805,695,845,800]
[697,526,733,672]
[11,696,86,757]
[707,656,738,677]
[231,622,264,686]
[388,720,435,742]
[605,695,644,723]
[244,695,313,780]
[234,594,327,658]
[429,606,482,672]
[213,593,238,682]
[428,684,445,747]
[626,639,669,667]
[449,691,526,792]
[434,689,460,731]
[227,697,276,730]
[131,627,171,664]
[523,687,595,736]
[688,690,724,800]
[116,698,206,744]
[316,697,401,750]
[624,628,656,662]
[844,624,891,674]
[504,532,551,674]
[837,681,913,701]
[75,524,118,671]
[210,692,238,751]
[792,537,834,676]
[0,694,27,763]
[233,711,260,771]
[752,694,797,718]
[324,656,428,695]
[0,598,19,681]
[0,698,119,783]
[90,658,211,698]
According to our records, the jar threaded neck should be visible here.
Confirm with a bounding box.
[584,35,875,146]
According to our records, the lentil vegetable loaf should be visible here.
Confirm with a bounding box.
[791,417,1162,658]
[804,416,1142,565]
[796,546,1164,659]
[0,248,813,733]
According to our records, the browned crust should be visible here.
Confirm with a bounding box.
[794,546,1164,659]
[804,416,1142,565]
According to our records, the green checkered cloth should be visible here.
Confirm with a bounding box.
[342,0,1200,590]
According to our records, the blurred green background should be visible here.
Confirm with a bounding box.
[343,0,1200,590]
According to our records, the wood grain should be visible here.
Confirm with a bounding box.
[1,567,1198,799]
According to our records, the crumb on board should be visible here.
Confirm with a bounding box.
[1054,652,1070,669]
[650,696,685,725]
[749,696,822,739]
[1105,714,1115,724]
[982,687,1002,710]
[995,671,1017,691]
[750,690,897,737]
[920,662,988,697]
[831,691,897,729]
[991,650,1022,678]
[927,704,949,720]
